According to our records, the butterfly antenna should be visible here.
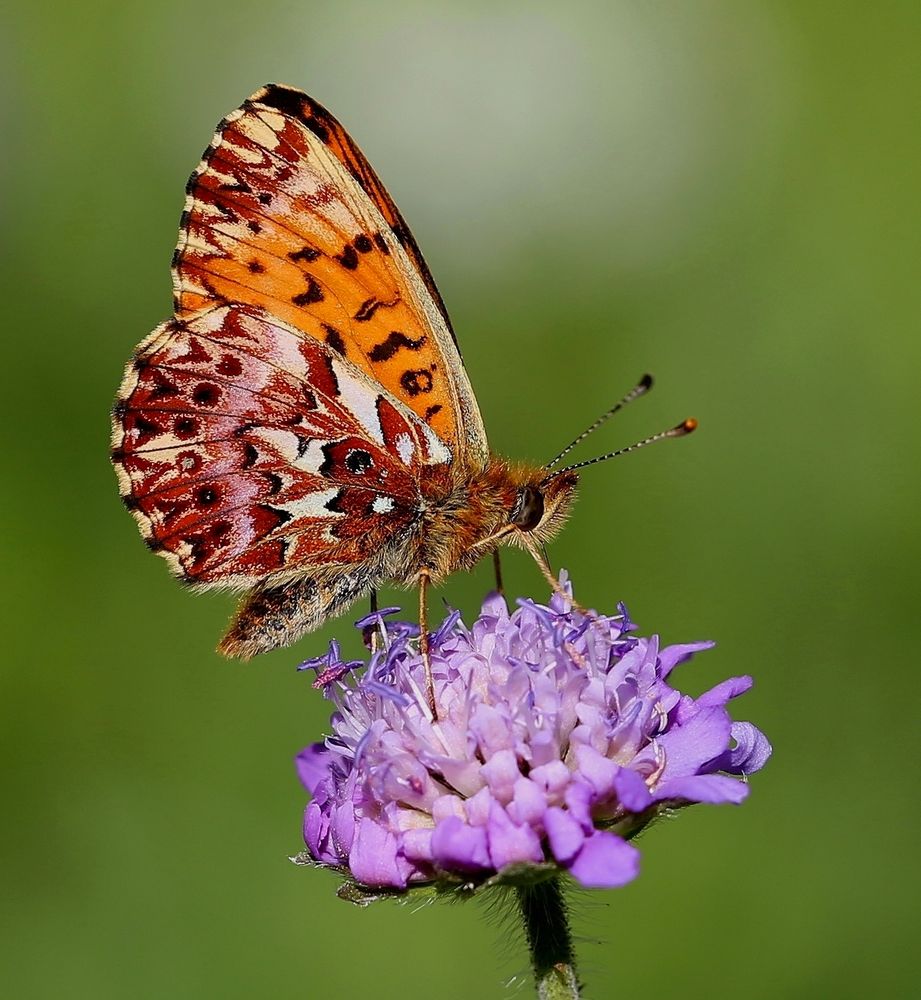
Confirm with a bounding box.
[545,374,654,469]
[542,418,697,483]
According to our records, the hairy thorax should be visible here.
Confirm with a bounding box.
[408,458,579,583]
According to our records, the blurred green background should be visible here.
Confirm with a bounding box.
[3,1,919,997]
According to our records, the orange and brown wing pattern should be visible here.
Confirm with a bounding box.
[173,84,488,469]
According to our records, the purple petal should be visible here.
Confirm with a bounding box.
[400,827,434,862]
[510,777,547,826]
[480,591,510,619]
[295,744,329,794]
[464,786,493,826]
[657,706,732,779]
[431,794,466,823]
[573,744,617,797]
[696,675,753,708]
[616,601,636,632]
[530,760,572,798]
[654,774,749,805]
[657,641,715,678]
[564,779,595,830]
[348,817,407,888]
[331,798,356,855]
[480,748,521,803]
[353,607,402,629]
[431,816,492,871]
[544,806,585,863]
[304,801,336,864]
[470,704,514,756]
[725,722,773,773]
[432,609,462,646]
[568,831,640,889]
[612,766,653,812]
[486,802,544,869]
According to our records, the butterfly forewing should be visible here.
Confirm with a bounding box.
[113,304,447,588]
[172,84,488,468]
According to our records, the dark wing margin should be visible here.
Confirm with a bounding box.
[253,83,459,350]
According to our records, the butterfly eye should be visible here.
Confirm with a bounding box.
[510,486,545,532]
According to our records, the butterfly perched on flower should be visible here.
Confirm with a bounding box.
[111,84,694,672]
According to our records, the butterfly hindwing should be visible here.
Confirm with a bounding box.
[173,84,488,469]
[113,304,449,589]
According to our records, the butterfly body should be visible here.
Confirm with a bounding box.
[112,85,578,658]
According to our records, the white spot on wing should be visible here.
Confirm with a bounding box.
[419,422,452,466]
[293,438,327,474]
[372,496,395,514]
[395,433,414,465]
[285,489,341,520]
[331,359,384,444]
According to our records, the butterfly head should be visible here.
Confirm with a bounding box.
[507,469,579,545]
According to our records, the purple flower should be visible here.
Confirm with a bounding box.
[295,577,771,894]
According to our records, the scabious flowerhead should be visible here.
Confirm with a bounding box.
[295,577,771,896]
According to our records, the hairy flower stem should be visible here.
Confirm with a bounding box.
[517,878,581,999]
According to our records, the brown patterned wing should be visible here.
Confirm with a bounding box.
[112,304,451,589]
[173,84,488,471]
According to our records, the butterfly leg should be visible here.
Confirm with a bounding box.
[418,569,437,717]
[366,588,381,653]
[518,532,588,614]
[492,549,505,595]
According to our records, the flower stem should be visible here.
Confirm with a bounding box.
[517,878,581,999]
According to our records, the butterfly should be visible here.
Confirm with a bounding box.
[111,84,694,694]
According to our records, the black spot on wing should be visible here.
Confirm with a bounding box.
[192,383,220,406]
[354,298,379,322]
[149,380,179,400]
[345,449,373,475]
[196,486,219,507]
[324,491,345,513]
[292,276,324,306]
[132,414,161,435]
[399,369,434,396]
[174,416,199,438]
[368,331,426,363]
[289,245,321,263]
[256,503,292,529]
[354,296,398,322]
[323,325,346,355]
[335,245,359,270]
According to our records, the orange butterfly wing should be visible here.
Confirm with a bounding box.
[173,83,488,469]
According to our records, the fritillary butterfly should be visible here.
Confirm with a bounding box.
[111,85,693,686]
